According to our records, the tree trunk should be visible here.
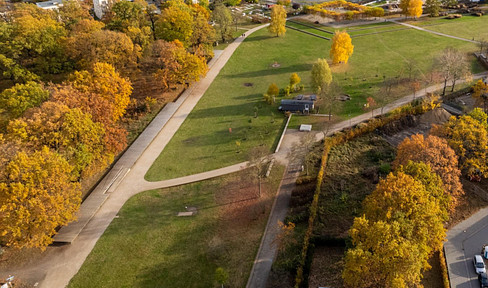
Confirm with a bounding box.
[442,78,448,96]
[451,79,456,92]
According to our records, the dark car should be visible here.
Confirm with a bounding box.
[479,272,488,288]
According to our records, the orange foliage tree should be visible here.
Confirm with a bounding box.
[0,146,81,249]
[394,134,463,209]
[330,31,354,64]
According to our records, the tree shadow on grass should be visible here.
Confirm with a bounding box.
[243,34,274,42]
[225,63,313,79]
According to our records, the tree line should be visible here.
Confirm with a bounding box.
[0,0,238,250]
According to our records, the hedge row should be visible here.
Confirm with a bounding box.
[293,96,440,288]
[439,248,450,288]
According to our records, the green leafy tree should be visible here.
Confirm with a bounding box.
[0,81,49,118]
[268,5,286,37]
[155,3,193,45]
[425,0,441,16]
[212,3,233,43]
[106,0,147,32]
[311,58,332,93]
[215,267,228,288]
[0,146,81,250]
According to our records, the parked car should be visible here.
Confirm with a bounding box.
[474,255,487,274]
[479,272,488,288]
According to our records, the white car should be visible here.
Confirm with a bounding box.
[474,255,487,274]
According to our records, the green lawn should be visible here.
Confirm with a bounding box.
[146,24,481,181]
[68,166,284,288]
[407,15,488,41]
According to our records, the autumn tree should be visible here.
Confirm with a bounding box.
[363,172,445,252]
[7,102,106,177]
[50,84,128,155]
[190,4,216,59]
[432,108,488,180]
[400,0,410,16]
[330,31,354,64]
[434,47,470,95]
[106,0,147,32]
[155,1,193,45]
[289,73,301,90]
[151,40,207,90]
[311,58,332,93]
[397,161,450,222]
[408,0,423,18]
[268,5,286,37]
[0,146,81,249]
[264,83,279,104]
[0,81,49,119]
[394,134,462,208]
[344,217,429,287]
[0,54,40,83]
[472,79,488,112]
[57,0,91,28]
[212,3,233,43]
[69,62,133,122]
[1,4,69,74]
[66,27,137,71]
[425,0,441,17]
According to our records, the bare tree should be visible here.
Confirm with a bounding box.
[247,146,272,197]
[434,47,470,96]
[478,39,488,55]
[377,76,397,116]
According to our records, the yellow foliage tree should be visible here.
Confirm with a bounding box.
[432,108,488,180]
[330,31,354,64]
[344,217,428,287]
[0,146,81,249]
[408,0,423,18]
[472,79,488,112]
[268,5,286,37]
[289,73,301,88]
[69,62,133,122]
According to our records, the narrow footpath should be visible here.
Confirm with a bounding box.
[391,19,479,44]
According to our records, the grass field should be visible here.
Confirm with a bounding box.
[68,166,284,288]
[407,15,488,41]
[146,22,482,181]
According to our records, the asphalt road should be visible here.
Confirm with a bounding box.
[446,207,488,288]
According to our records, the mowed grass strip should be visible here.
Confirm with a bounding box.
[407,15,488,40]
[146,25,481,181]
[68,166,285,288]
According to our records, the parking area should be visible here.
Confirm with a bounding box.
[446,207,488,287]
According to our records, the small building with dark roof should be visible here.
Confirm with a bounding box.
[279,99,314,114]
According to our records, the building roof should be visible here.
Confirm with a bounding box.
[36,0,63,10]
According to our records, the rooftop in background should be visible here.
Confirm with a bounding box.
[36,0,63,10]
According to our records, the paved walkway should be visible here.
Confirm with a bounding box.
[391,20,479,44]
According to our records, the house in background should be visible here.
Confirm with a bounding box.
[36,0,63,10]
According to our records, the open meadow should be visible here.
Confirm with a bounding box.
[68,166,284,288]
[147,20,482,181]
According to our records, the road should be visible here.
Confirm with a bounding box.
[446,206,488,288]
